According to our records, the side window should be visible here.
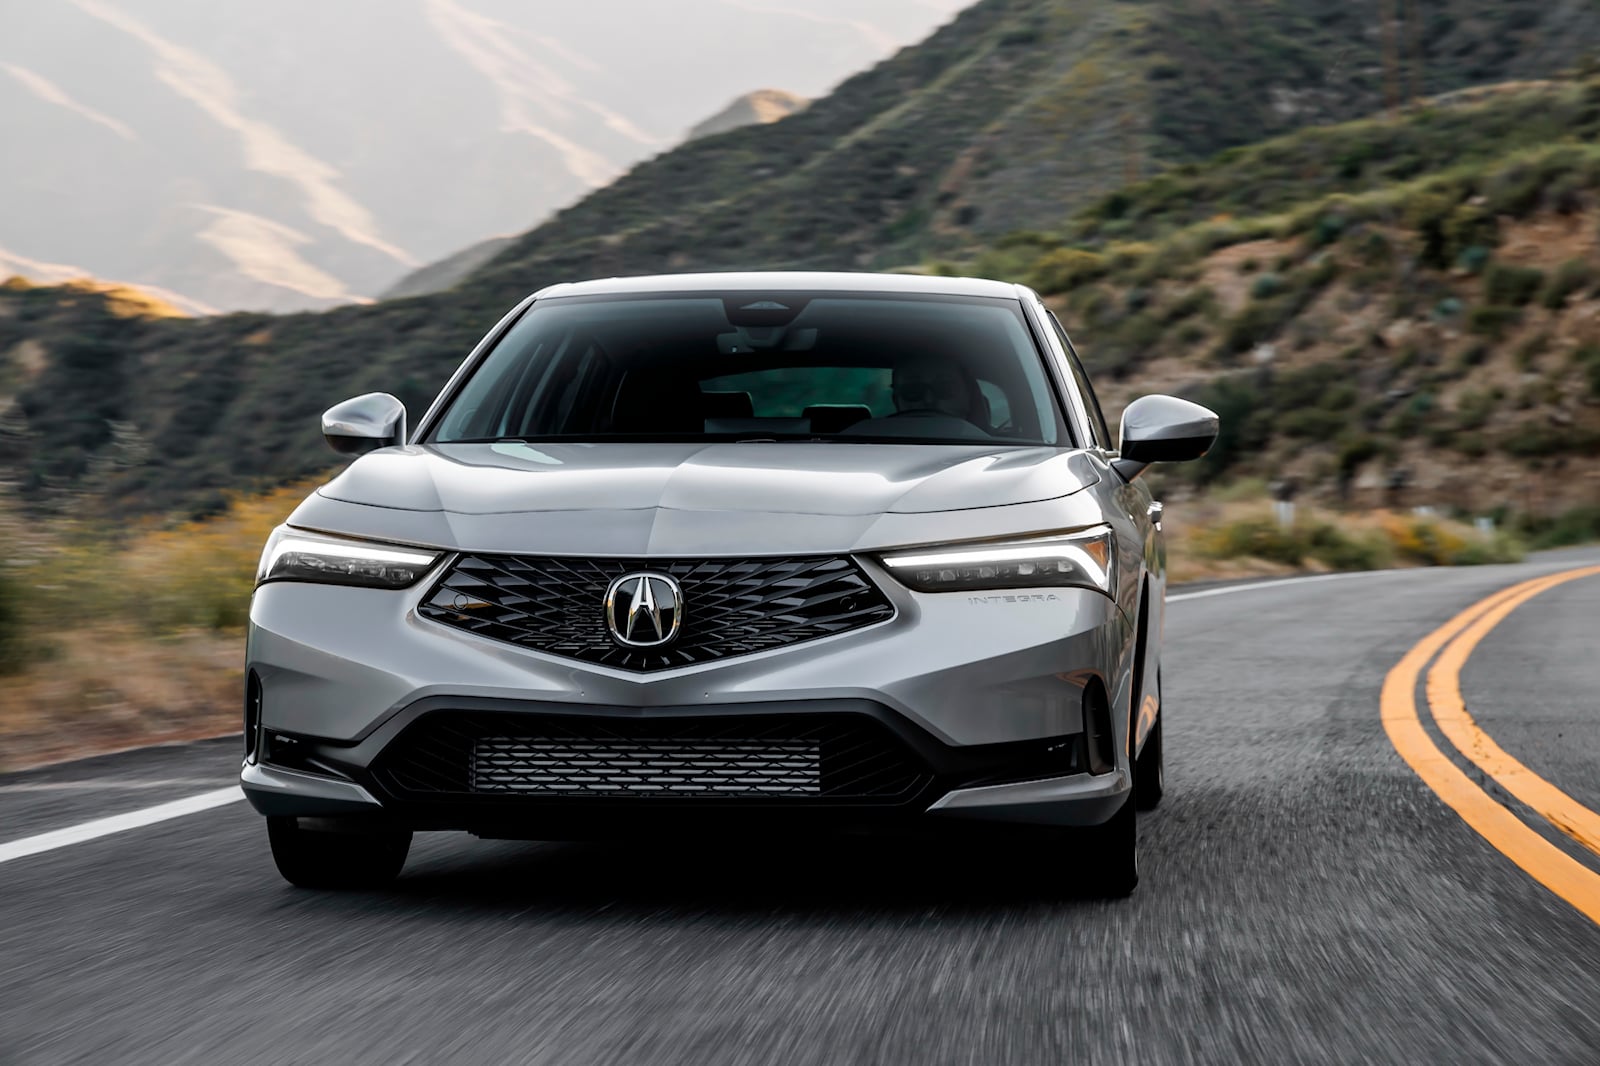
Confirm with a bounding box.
[1049,313,1112,449]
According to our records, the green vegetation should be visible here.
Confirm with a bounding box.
[1513,505,1600,549]
[1577,344,1600,399]
[1186,505,1523,572]
[1541,260,1594,309]
[1482,263,1547,307]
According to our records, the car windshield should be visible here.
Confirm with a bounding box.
[429,291,1072,446]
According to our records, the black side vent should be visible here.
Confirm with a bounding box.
[244,670,263,760]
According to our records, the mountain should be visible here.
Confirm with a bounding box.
[2,0,1599,522]
[378,236,516,302]
[382,87,812,300]
[0,0,968,313]
[687,90,811,141]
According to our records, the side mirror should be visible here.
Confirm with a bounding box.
[322,393,407,456]
[1112,394,1219,481]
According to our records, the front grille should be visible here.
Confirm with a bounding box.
[418,553,894,671]
[371,712,931,803]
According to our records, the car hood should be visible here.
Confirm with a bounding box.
[295,442,1103,555]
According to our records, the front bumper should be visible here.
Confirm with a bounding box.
[243,567,1136,832]
[241,759,1130,830]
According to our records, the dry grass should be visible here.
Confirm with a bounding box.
[0,482,315,770]
[1165,492,1522,584]
[0,626,240,771]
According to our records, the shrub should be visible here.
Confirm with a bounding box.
[1453,389,1496,431]
[1192,514,1391,571]
[1027,249,1107,294]
[1501,422,1600,458]
[1310,213,1346,248]
[1251,273,1286,299]
[1455,245,1492,275]
[1161,286,1218,324]
[1336,434,1382,480]
[1518,505,1600,549]
[1406,191,1497,269]
[1540,259,1594,310]
[1380,514,1521,566]
[1482,263,1546,307]
[1356,231,1392,265]
[1189,507,1518,571]
[1578,343,1600,398]
[1467,304,1522,338]
[1514,331,1550,370]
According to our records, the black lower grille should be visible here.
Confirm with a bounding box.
[471,737,822,795]
[372,712,931,803]
[417,553,894,672]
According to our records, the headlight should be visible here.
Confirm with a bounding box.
[879,526,1115,596]
[256,526,442,589]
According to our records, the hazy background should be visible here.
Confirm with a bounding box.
[0,0,967,312]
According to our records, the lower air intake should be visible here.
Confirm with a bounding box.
[372,711,930,804]
[471,737,822,796]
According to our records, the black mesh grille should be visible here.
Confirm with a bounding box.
[417,553,894,671]
[372,712,931,803]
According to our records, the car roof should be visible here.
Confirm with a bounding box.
[531,271,1029,301]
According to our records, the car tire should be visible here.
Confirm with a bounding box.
[1135,672,1165,812]
[267,816,411,889]
[1080,789,1139,898]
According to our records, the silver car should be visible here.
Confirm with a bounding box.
[242,272,1217,896]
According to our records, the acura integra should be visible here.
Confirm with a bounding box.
[243,272,1218,896]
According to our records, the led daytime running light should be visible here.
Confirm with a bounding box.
[258,529,441,589]
[880,527,1114,595]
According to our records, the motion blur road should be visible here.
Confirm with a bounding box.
[4,550,1599,1065]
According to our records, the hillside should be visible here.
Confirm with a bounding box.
[1,0,965,313]
[454,0,1599,293]
[947,77,1600,517]
[1,0,1598,522]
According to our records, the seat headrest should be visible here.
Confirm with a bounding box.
[609,372,705,434]
[702,391,755,419]
[803,404,873,434]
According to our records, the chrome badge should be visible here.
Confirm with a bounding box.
[604,573,684,647]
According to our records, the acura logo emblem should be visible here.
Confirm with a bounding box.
[604,573,683,647]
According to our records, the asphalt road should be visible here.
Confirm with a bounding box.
[4,551,1600,1065]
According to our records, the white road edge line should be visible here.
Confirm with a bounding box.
[0,786,243,864]
[1166,569,1406,603]
[1165,558,1589,603]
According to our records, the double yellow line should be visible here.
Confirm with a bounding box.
[1382,565,1600,922]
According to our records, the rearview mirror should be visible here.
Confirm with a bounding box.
[1113,394,1218,481]
[322,393,407,456]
